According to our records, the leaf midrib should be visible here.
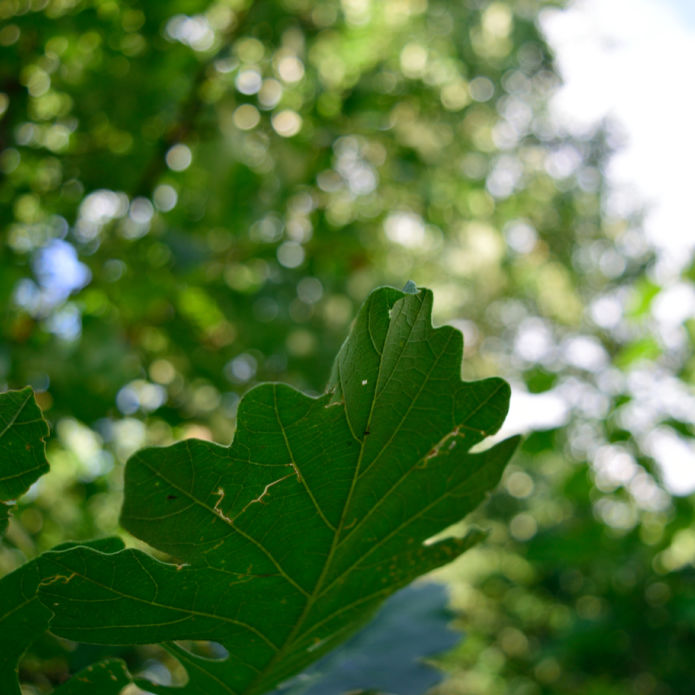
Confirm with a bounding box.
[336,379,507,552]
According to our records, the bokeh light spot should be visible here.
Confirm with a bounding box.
[165,143,192,171]
[271,110,302,137]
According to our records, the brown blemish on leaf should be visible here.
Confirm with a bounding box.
[40,572,76,586]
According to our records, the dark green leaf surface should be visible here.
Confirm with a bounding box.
[39,287,518,695]
[0,387,50,538]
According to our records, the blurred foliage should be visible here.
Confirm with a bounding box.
[1,0,694,693]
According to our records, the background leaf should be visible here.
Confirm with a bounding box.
[38,286,518,695]
[273,582,461,695]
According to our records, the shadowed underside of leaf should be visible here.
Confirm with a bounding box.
[38,287,519,695]
[273,582,462,695]
[0,387,50,538]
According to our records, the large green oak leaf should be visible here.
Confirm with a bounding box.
[38,287,519,695]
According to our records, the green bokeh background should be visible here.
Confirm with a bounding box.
[1,0,694,692]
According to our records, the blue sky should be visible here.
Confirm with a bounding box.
[664,0,695,26]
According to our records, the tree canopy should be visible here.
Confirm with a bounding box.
[1,0,695,693]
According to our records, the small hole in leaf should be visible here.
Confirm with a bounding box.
[137,658,173,686]
[131,643,188,687]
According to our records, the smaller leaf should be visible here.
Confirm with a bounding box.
[53,658,131,694]
[0,557,48,695]
[0,538,125,695]
[0,387,50,538]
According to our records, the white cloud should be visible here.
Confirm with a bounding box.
[499,386,571,436]
[542,0,695,266]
